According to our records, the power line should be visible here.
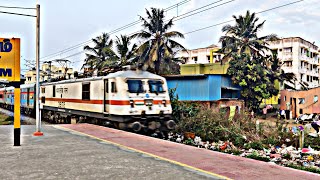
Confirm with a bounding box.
[0,10,36,17]
[55,0,238,62]
[0,5,35,10]
[62,0,305,64]
[41,0,235,62]
[40,0,192,61]
[175,0,234,21]
[53,0,235,63]
[184,0,304,35]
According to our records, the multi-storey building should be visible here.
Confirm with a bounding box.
[268,37,320,90]
[25,64,74,84]
[177,44,224,64]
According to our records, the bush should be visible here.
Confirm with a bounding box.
[174,104,302,149]
[286,164,320,174]
[246,154,270,162]
[304,136,320,150]
[247,141,265,150]
[169,88,199,123]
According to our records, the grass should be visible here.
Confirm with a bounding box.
[0,113,13,125]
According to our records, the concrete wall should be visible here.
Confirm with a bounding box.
[280,87,320,117]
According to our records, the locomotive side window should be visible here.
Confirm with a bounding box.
[111,82,117,93]
[148,80,164,93]
[127,80,144,93]
[53,85,56,97]
[105,80,108,93]
[82,83,90,100]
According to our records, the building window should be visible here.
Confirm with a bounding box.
[284,96,286,101]
[207,55,210,62]
[299,109,303,114]
[314,95,318,103]
[192,56,198,63]
[283,47,292,53]
[300,74,303,81]
[307,75,309,82]
[298,98,305,104]
[27,77,31,81]
[41,87,45,94]
[53,85,56,97]
[82,83,90,100]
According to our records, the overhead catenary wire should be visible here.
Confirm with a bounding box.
[39,0,192,61]
[0,10,36,17]
[184,0,304,35]
[0,5,36,10]
[42,0,235,62]
[61,0,305,65]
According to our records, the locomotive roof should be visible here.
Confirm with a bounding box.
[41,70,165,85]
[20,83,36,89]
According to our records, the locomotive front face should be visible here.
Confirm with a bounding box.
[125,78,172,117]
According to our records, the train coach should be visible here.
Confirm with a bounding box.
[40,69,175,133]
[20,83,36,116]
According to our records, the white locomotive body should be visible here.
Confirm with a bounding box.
[40,70,174,132]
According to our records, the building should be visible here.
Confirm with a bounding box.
[165,63,243,109]
[177,44,224,64]
[25,64,74,84]
[280,87,320,118]
[268,37,320,90]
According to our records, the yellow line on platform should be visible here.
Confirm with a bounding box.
[54,125,231,180]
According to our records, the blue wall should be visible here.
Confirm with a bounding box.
[166,75,240,101]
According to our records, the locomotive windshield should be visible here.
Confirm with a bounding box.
[148,80,164,93]
[127,80,144,93]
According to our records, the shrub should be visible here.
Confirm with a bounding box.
[304,136,320,150]
[169,88,200,123]
[246,154,270,162]
[248,141,265,150]
[286,164,320,174]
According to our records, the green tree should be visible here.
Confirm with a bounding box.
[220,11,280,111]
[114,35,138,66]
[82,33,117,76]
[133,8,186,74]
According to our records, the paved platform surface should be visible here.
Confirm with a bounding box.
[59,123,320,180]
[0,125,218,180]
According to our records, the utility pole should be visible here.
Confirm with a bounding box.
[33,4,43,136]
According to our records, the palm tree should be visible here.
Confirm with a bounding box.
[133,8,186,74]
[82,33,117,76]
[114,35,138,66]
[219,10,278,61]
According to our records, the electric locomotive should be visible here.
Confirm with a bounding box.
[40,69,175,133]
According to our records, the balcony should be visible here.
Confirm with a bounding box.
[311,70,319,76]
[281,66,293,73]
[310,58,319,65]
[282,52,293,61]
[309,83,319,88]
[300,54,310,62]
[298,67,307,73]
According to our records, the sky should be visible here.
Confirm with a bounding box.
[0,0,319,73]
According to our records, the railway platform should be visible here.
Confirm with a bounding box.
[1,124,320,179]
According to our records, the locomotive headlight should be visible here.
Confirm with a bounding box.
[130,100,134,108]
[162,100,166,107]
